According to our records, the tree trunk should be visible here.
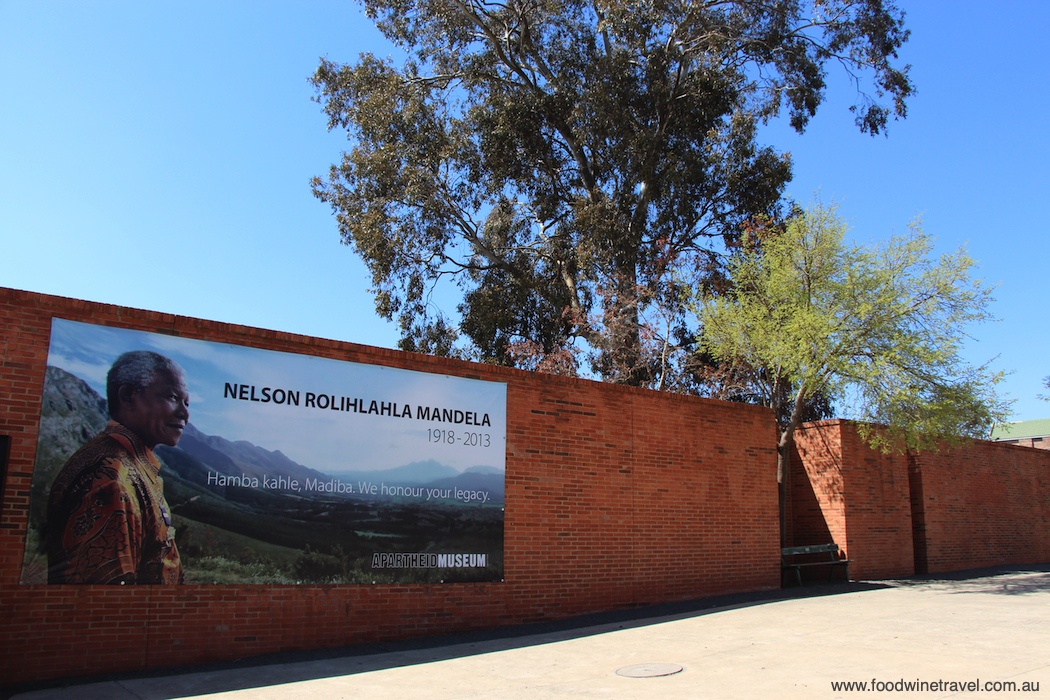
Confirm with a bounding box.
[607,253,645,386]
[776,383,810,547]
[777,441,788,548]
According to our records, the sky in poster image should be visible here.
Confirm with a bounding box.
[44,318,507,474]
[2,1,1047,424]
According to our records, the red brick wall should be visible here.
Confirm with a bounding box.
[790,420,1050,580]
[0,287,780,684]
[790,420,915,580]
[788,421,847,553]
[911,439,1050,573]
[993,437,1049,450]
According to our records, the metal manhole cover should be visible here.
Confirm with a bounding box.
[615,663,684,678]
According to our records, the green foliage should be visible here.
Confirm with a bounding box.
[312,0,913,385]
[692,201,1010,455]
[188,556,297,585]
[292,545,351,583]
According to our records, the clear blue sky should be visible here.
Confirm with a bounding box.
[3,1,1047,423]
[47,318,507,474]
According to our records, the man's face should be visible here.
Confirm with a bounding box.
[118,370,190,449]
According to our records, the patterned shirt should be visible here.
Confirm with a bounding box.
[47,421,183,584]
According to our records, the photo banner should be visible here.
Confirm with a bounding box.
[21,318,506,585]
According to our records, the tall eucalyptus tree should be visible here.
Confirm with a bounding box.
[312,0,913,385]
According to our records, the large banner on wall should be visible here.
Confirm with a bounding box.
[20,318,506,585]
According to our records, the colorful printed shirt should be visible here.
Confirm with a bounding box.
[47,421,183,584]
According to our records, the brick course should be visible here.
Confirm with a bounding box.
[789,419,1050,580]
[0,287,780,684]
[910,439,1050,573]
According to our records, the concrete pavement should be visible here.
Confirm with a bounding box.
[8,565,1049,700]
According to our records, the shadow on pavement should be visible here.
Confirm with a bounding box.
[5,562,1048,700]
[886,562,1050,596]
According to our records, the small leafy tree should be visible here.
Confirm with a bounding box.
[691,201,1011,491]
[311,0,914,385]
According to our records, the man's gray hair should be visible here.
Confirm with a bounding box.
[106,351,184,419]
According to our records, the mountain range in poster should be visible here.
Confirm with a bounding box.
[22,366,504,585]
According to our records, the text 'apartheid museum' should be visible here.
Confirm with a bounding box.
[1,286,1047,684]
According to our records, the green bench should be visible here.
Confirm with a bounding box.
[781,543,851,587]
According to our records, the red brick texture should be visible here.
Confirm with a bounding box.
[789,420,1050,580]
[0,287,780,684]
[789,420,914,580]
[910,439,1050,574]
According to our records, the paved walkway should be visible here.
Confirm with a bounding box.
[9,565,1050,700]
